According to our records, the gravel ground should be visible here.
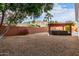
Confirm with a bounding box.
[0,32,78,56]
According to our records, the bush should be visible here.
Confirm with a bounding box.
[64,25,70,32]
[28,24,40,28]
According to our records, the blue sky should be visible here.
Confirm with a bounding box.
[23,3,76,23]
[58,3,74,9]
[49,3,75,22]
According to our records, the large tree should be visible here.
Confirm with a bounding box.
[0,3,54,26]
[0,3,9,27]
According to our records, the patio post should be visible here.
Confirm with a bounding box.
[63,25,64,31]
[48,24,50,36]
[70,24,72,35]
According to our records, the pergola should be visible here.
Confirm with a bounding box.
[48,23,73,35]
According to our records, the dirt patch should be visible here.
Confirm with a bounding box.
[0,32,78,56]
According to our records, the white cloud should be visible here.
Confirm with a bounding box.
[49,4,75,22]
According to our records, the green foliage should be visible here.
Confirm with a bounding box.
[44,12,53,23]
[28,24,40,28]
[0,3,54,25]
[64,25,70,31]
[8,3,53,17]
[44,4,53,12]
[0,3,4,11]
[0,3,9,11]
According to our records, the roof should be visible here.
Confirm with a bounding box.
[48,23,73,27]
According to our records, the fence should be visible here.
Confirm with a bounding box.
[0,26,48,36]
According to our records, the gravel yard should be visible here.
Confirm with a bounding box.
[0,32,78,56]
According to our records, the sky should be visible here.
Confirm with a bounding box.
[23,3,76,23]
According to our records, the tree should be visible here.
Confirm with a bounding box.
[0,3,54,39]
[44,12,53,24]
[0,3,54,26]
[0,3,9,27]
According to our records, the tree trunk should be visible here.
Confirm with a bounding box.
[0,10,5,27]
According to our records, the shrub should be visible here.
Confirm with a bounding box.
[64,25,70,32]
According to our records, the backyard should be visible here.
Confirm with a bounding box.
[0,3,79,56]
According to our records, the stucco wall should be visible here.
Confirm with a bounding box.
[0,26,48,36]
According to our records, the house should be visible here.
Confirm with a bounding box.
[34,21,48,27]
